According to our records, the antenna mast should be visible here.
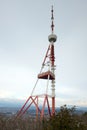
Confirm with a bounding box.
[48,5,57,115]
[51,5,54,33]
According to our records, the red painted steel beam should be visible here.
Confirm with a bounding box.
[20,96,38,117]
[31,96,41,114]
[50,44,55,116]
[42,45,50,66]
[16,96,31,118]
[46,96,51,116]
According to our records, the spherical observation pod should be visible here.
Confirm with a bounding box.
[48,34,57,42]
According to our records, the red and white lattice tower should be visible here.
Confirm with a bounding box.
[16,6,57,119]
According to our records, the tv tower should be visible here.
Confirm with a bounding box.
[16,6,57,119]
[49,5,57,115]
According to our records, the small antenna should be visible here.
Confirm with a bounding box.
[48,5,57,43]
[51,5,54,34]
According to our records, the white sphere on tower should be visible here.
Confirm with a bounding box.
[48,34,57,42]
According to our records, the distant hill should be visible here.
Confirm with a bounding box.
[0,98,24,107]
[0,98,87,115]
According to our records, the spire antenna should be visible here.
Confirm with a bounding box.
[48,6,57,43]
[51,5,54,34]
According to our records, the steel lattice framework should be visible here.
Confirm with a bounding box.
[16,6,57,119]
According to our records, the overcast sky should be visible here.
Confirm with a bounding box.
[0,0,87,107]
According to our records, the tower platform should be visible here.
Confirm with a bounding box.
[38,70,55,80]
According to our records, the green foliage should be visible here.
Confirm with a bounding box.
[44,105,87,130]
[0,105,87,130]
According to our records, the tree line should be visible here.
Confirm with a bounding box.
[0,105,87,130]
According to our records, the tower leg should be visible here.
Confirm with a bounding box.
[51,79,55,115]
[52,97,55,116]
[50,43,56,116]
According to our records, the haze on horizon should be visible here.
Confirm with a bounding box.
[0,0,87,107]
